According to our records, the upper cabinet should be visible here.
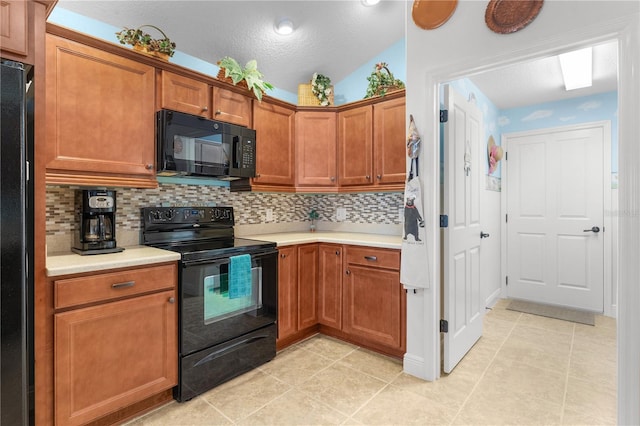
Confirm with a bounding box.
[160,70,252,127]
[45,33,157,188]
[338,105,373,187]
[295,110,337,189]
[251,99,296,189]
[373,96,406,185]
[0,0,28,57]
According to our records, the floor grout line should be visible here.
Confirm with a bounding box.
[559,323,577,425]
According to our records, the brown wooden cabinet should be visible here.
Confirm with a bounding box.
[338,105,373,187]
[160,70,210,116]
[45,33,157,188]
[160,71,252,126]
[373,96,406,185]
[53,263,178,426]
[342,246,405,354]
[212,86,252,127]
[277,246,298,341]
[318,244,343,329]
[0,0,28,57]
[276,244,319,348]
[295,111,337,189]
[252,99,296,189]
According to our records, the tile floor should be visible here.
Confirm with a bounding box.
[126,299,617,425]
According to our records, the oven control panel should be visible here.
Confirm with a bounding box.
[143,206,234,226]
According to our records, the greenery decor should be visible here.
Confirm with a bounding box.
[115,25,176,60]
[309,209,320,232]
[217,56,274,102]
[311,73,332,106]
[364,62,405,99]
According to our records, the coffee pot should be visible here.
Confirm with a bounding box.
[72,189,124,255]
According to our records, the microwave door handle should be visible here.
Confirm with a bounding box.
[233,136,240,169]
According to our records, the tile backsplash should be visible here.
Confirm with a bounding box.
[46,183,403,252]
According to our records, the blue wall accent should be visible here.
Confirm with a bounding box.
[334,38,406,105]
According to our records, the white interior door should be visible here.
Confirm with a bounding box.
[442,85,484,373]
[506,123,607,312]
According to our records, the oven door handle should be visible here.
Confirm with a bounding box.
[181,249,278,267]
[193,334,272,367]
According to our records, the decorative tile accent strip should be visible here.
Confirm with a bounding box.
[46,184,403,236]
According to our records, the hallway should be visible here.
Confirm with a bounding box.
[128,298,617,425]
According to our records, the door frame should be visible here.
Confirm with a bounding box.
[500,121,613,315]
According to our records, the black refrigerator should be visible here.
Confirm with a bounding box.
[1,59,35,425]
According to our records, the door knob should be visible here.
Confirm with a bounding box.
[480,231,490,239]
[583,226,600,233]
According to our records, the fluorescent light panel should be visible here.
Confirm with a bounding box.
[559,47,593,91]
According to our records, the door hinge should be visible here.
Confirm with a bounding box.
[439,215,448,228]
[505,214,508,223]
[440,319,449,333]
[440,110,448,123]
[506,276,509,286]
[505,151,508,161]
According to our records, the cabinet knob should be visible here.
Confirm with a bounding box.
[376,174,382,180]
[280,253,287,258]
[345,269,351,275]
[215,109,222,115]
[335,250,340,255]
[255,173,261,178]
[366,175,371,180]
[202,106,209,112]
[145,164,153,170]
[168,297,175,304]
[330,176,336,182]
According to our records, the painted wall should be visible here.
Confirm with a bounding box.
[47,8,406,106]
[403,0,639,393]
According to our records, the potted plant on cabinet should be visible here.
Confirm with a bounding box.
[217,56,274,101]
[309,209,320,233]
[364,62,405,98]
[115,25,176,60]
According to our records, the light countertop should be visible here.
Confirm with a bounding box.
[242,231,402,250]
[46,246,181,277]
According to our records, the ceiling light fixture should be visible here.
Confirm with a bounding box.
[274,18,294,35]
[558,47,593,91]
[361,0,381,6]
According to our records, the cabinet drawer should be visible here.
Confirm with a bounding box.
[345,246,399,270]
[54,263,177,309]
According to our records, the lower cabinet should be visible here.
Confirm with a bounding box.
[276,244,318,347]
[53,263,177,426]
[277,243,405,357]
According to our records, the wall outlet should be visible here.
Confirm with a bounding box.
[265,208,273,221]
[336,207,347,221]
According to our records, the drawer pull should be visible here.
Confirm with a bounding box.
[364,256,378,262]
[111,281,135,289]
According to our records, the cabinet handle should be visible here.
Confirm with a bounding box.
[364,256,378,262]
[168,297,175,304]
[215,109,222,115]
[280,253,287,258]
[112,281,134,289]
[345,269,351,275]
[255,173,261,178]
[330,176,336,182]
[376,174,382,180]
[335,250,340,255]
[202,106,209,112]
[145,164,153,170]
[365,175,371,180]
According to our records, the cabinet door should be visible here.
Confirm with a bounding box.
[343,264,404,351]
[160,70,210,117]
[55,290,177,426]
[297,244,318,330]
[296,111,337,187]
[0,0,27,56]
[277,246,298,341]
[338,105,373,186]
[318,244,343,329]
[252,100,296,186]
[213,86,252,127]
[374,97,406,185]
[45,34,156,187]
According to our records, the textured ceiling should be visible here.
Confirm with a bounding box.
[53,0,406,95]
[52,1,618,108]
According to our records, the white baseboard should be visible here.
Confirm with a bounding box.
[403,353,433,381]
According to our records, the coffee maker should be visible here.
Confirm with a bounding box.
[72,189,124,255]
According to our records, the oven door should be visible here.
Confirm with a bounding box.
[179,248,277,356]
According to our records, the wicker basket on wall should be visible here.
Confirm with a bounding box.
[298,83,334,106]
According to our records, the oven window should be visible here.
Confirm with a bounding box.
[203,264,262,324]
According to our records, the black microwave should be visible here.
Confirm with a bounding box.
[156,109,256,179]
